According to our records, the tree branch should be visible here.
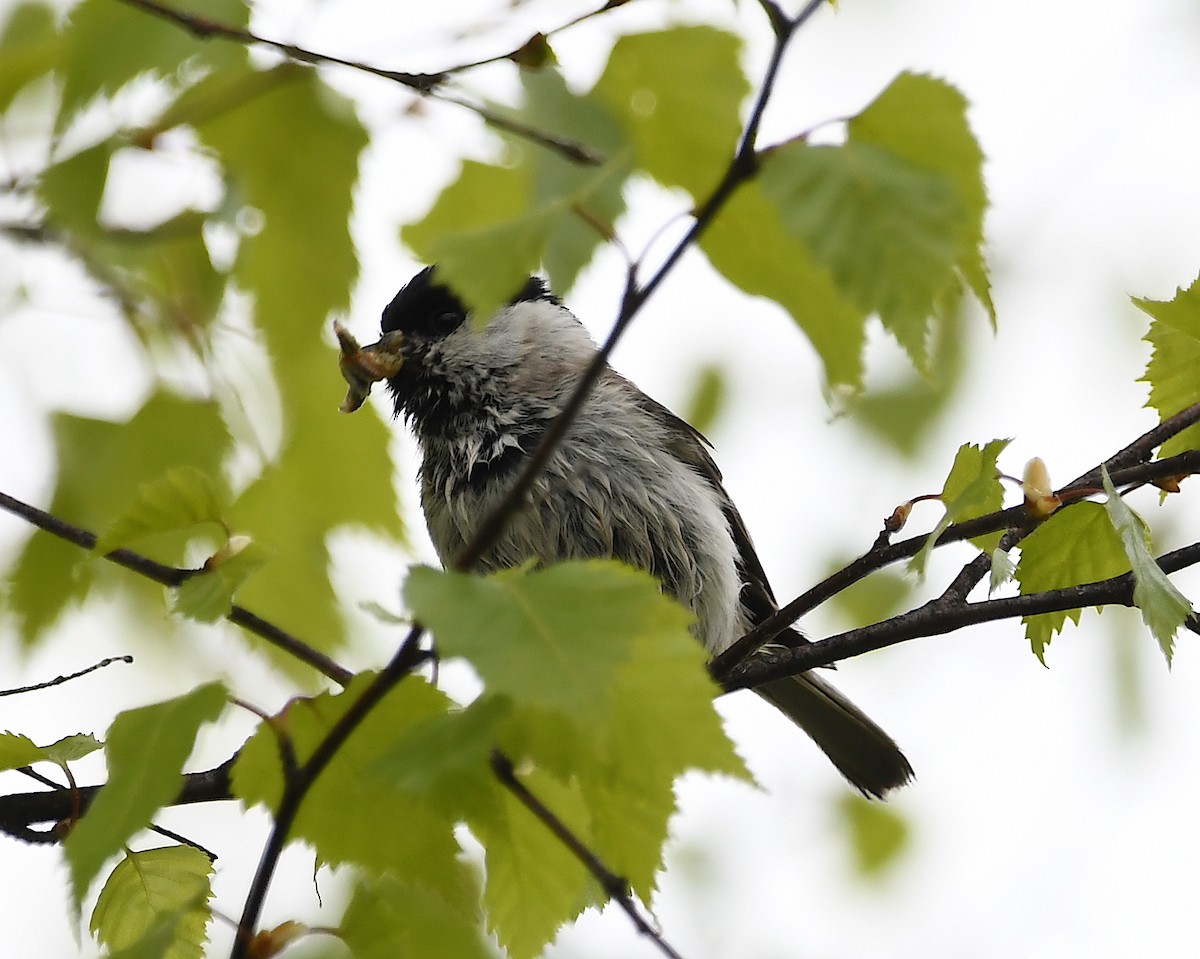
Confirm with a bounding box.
[0,758,235,844]
[725,541,1200,691]
[712,435,1200,678]
[0,490,352,687]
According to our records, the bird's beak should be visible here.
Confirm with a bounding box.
[334,321,405,413]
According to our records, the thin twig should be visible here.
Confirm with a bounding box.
[490,750,685,959]
[0,656,133,698]
[0,491,352,686]
[115,0,602,166]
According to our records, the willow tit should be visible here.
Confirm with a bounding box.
[337,267,912,797]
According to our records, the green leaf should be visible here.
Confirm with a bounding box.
[197,64,400,662]
[0,2,60,115]
[94,467,226,556]
[403,146,626,322]
[838,793,910,876]
[9,392,229,646]
[403,158,557,322]
[171,538,267,623]
[517,68,631,294]
[699,182,867,391]
[760,140,968,372]
[90,846,213,959]
[849,280,969,457]
[989,547,1017,595]
[592,26,748,198]
[470,769,594,959]
[1015,503,1131,663]
[1101,468,1191,664]
[1135,276,1200,459]
[65,683,226,910]
[231,673,469,906]
[0,732,103,771]
[910,439,1010,577]
[850,72,993,324]
[44,733,105,766]
[0,732,46,770]
[564,627,749,899]
[59,0,249,121]
[371,694,512,820]
[340,874,493,959]
[405,561,669,720]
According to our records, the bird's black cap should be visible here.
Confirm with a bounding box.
[381,266,556,337]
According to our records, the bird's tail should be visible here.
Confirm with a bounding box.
[756,673,913,798]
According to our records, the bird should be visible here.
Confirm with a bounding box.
[336,265,913,797]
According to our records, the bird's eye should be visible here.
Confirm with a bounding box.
[431,311,461,335]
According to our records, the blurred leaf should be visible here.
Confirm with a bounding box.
[761,140,967,371]
[682,363,728,436]
[94,467,225,556]
[851,292,968,457]
[403,158,556,321]
[518,68,631,294]
[989,546,1017,595]
[197,64,400,660]
[1016,503,1130,663]
[66,683,226,909]
[340,873,493,959]
[39,140,112,239]
[403,153,625,322]
[172,538,267,623]
[59,0,249,122]
[8,392,229,645]
[1101,468,1190,664]
[231,673,470,906]
[910,438,1009,577]
[0,1,60,115]
[838,793,910,876]
[850,72,993,324]
[0,732,46,770]
[826,564,914,629]
[90,846,213,959]
[98,211,227,337]
[593,26,748,199]
[1135,276,1200,459]
[700,182,867,391]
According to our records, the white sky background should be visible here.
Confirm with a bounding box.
[3,0,1200,957]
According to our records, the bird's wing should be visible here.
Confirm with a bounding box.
[618,376,784,628]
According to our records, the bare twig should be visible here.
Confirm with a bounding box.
[490,750,685,959]
[0,656,133,698]
[115,0,602,166]
[0,491,352,686]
